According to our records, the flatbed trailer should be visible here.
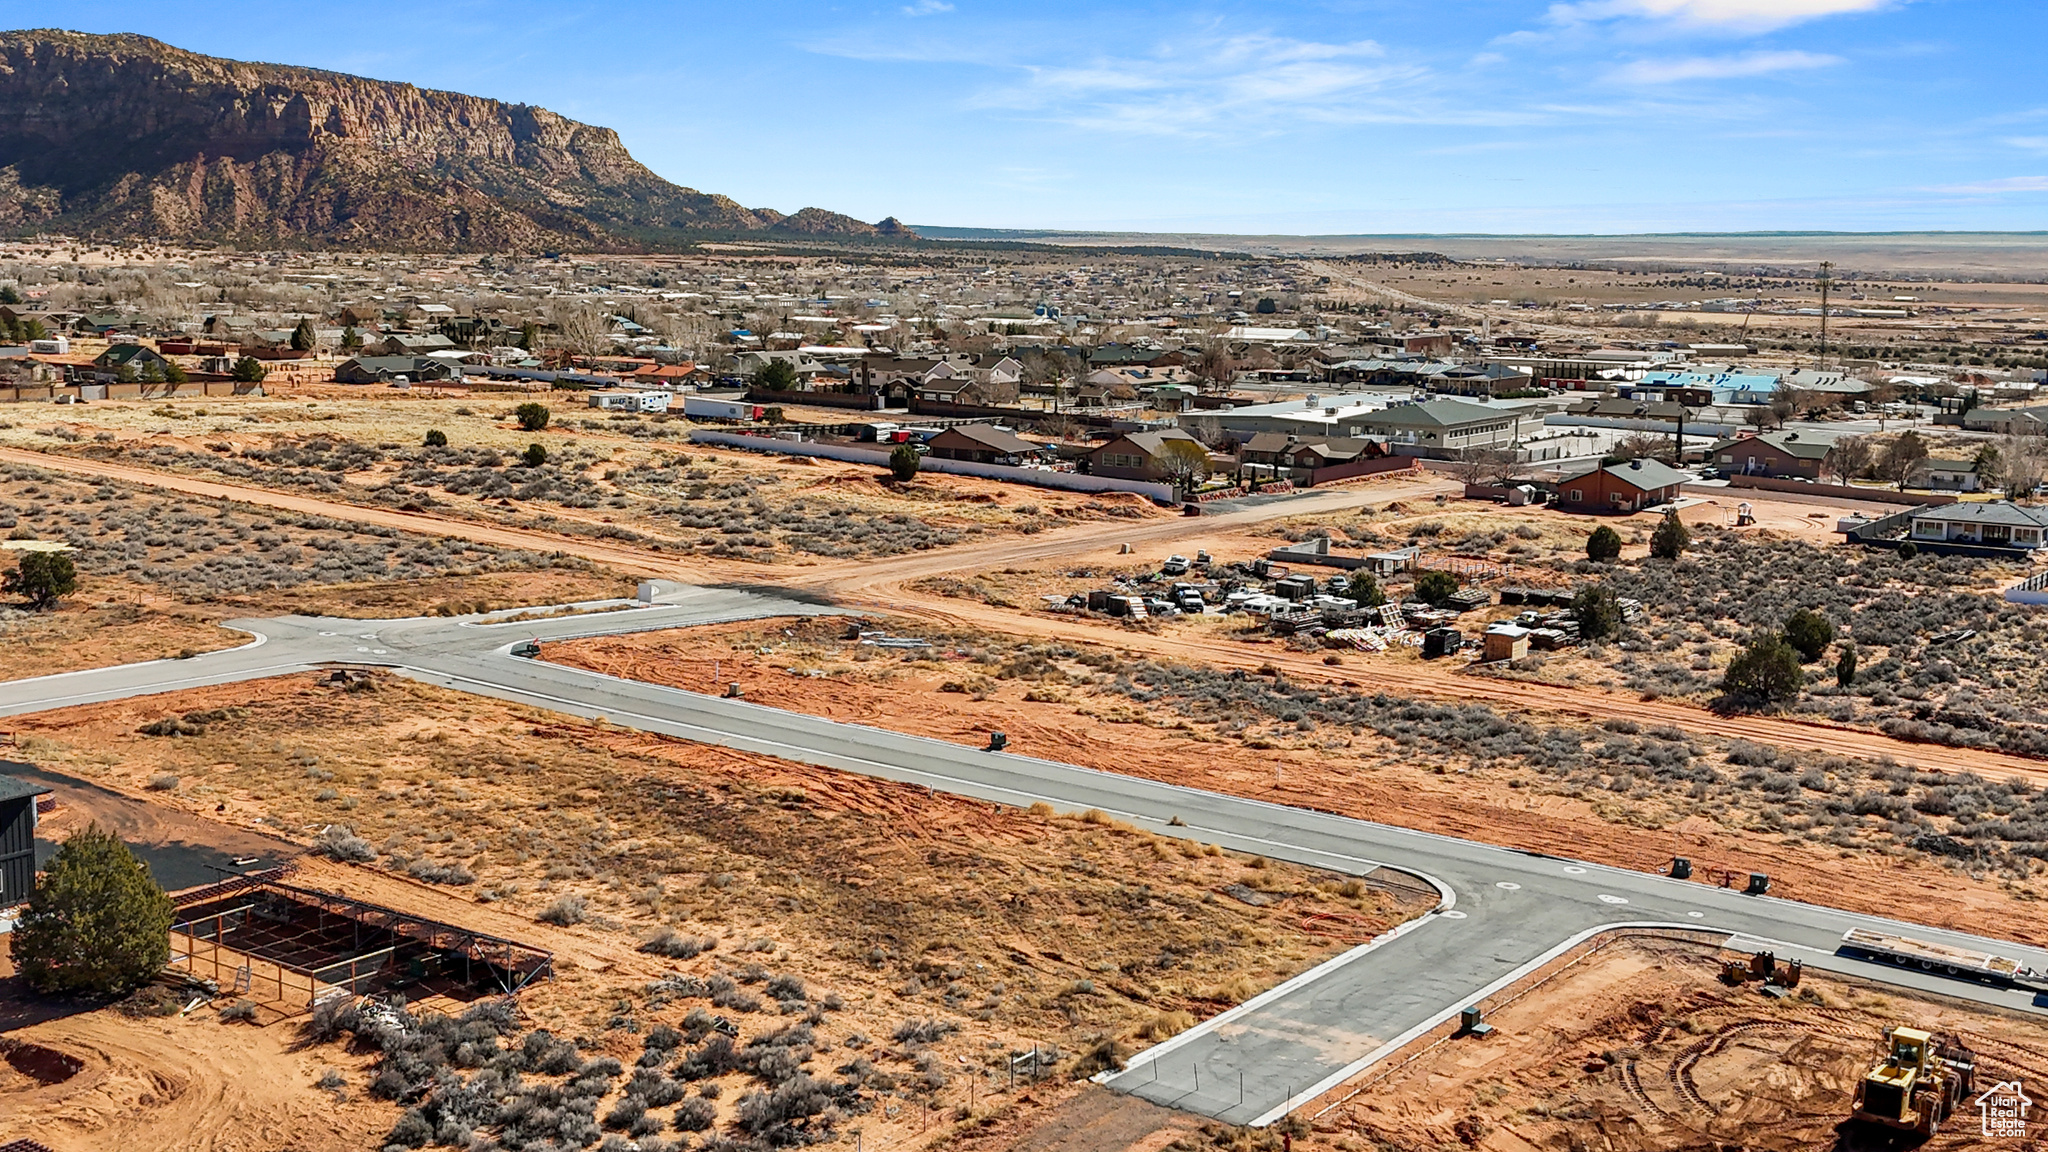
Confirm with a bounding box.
[1840,928,2031,983]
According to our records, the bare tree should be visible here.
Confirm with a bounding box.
[1194,342,1239,393]
[1997,431,2048,498]
[1823,435,1874,483]
[1876,430,1929,490]
[1158,438,1213,493]
[1613,432,1670,462]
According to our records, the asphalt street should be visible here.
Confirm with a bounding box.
[3,586,2046,1128]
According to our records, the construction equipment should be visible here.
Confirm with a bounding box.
[1719,950,1803,989]
[1852,1025,1975,1135]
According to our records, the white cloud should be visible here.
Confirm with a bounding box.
[943,33,1546,137]
[2004,137,2048,153]
[901,0,953,15]
[1609,50,1842,84]
[1934,176,2048,194]
[1550,0,1897,33]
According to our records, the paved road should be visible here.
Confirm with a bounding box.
[3,587,2046,1129]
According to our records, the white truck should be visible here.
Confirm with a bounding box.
[1840,927,2032,983]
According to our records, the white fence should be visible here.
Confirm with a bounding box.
[689,430,1181,504]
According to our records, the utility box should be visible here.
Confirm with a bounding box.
[1459,1005,1493,1037]
[1670,856,1692,880]
[1746,872,1770,896]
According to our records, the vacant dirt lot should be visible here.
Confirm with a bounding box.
[549,616,2048,948]
[1317,934,2048,1151]
[0,673,1431,1152]
[0,393,1167,568]
[0,459,631,678]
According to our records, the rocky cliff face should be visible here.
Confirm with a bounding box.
[0,30,905,248]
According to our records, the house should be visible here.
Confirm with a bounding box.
[1239,432,1388,478]
[923,424,1044,465]
[1709,430,1833,480]
[0,772,53,904]
[1087,428,1207,482]
[1908,501,2048,550]
[1554,458,1688,514]
[1961,405,2048,435]
[94,343,172,375]
[1912,457,1982,492]
[333,356,457,385]
[588,390,672,413]
[364,333,459,357]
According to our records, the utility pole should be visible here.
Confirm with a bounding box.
[1817,261,1834,371]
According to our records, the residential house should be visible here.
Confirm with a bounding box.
[333,356,458,385]
[1911,457,1982,492]
[93,343,172,376]
[1709,430,1833,479]
[1554,458,1688,514]
[1087,428,1208,482]
[1238,432,1388,478]
[1961,405,2048,435]
[1909,501,2048,549]
[923,424,1044,465]
[364,333,459,357]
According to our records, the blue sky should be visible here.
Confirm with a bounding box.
[42,0,2048,234]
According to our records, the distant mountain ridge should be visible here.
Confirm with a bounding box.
[0,29,911,249]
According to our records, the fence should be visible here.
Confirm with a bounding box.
[1723,474,1957,507]
[169,904,393,1011]
[689,430,1180,503]
[2007,570,2048,605]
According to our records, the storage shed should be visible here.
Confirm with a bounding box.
[1481,624,1531,663]
[0,773,53,905]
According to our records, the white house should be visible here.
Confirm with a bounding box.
[1909,500,2048,550]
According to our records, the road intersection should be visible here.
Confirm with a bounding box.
[3,585,2045,1127]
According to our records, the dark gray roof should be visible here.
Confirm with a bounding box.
[1912,501,2048,527]
[1560,458,1690,491]
[0,773,53,803]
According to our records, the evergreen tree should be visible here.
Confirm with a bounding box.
[163,359,189,384]
[1585,525,1622,561]
[750,360,799,392]
[1783,608,1835,663]
[11,824,174,996]
[230,356,268,383]
[889,444,920,481]
[1835,644,1858,687]
[290,318,316,352]
[523,443,548,467]
[5,551,77,609]
[514,402,550,432]
[1413,570,1459,607]
[1648,512,1690,560]
[1721,634,1805,708]
[1572,583,1622,640]
[1347,571,1387,609]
